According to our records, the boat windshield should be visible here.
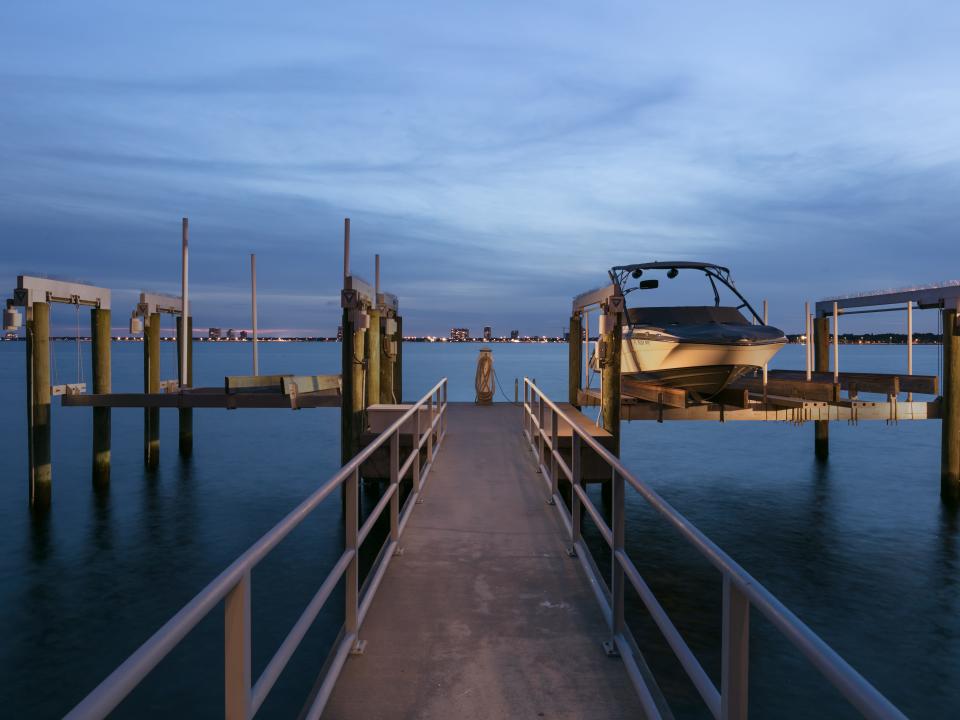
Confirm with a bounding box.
[611,263,763,324]
[627,306,751,326]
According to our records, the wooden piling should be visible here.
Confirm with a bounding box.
[569,313,582,408]
[365,309,381,410]
[813,314,830,459]
[177,315,193,458]
[144,312,160,468]
[380,317,395,404]
[29,302,51,507]
[91,308,111,486]
[941,308,960,504]
[394,316,403,402]
[341,310,366,464]
[600,311,622,455]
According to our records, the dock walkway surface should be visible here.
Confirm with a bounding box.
[323,403,642,720]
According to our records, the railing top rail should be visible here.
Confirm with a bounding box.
[522,378,907,720]
[67,378,448,720]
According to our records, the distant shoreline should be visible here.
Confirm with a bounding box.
[1,335,945,345]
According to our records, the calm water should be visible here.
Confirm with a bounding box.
[0,341,956,718]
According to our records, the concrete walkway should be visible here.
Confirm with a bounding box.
[323,403,642,720]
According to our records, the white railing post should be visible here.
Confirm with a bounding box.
[549,405,559,502]
[442,381,448,434]
[721,575,750,720]
[345,468,361,650]
[427,393,434,464]
[390,430,400,544]
[523,379,529,434]
[224,571,251,720]
[537,391,545,469]
[611,468,625,640]
[571,433,582,549]
[413,406,422,494]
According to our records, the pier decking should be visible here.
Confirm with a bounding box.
[323,403,641,719]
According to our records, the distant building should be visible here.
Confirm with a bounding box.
[483,326,492,341]
[450,328,469,341]
[510,330,519,340]
[239,330,248,340]
[227,329,237,340]
[208,327,221,340]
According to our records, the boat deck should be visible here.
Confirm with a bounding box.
[322,403,642,719]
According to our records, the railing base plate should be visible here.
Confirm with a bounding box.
[566,545,578,558]
[350,639,368,656]
[602,640,620,658]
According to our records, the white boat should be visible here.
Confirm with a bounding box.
[593,262,787,397]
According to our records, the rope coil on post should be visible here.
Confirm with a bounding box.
[475,347,494,405]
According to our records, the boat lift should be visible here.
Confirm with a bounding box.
[566,277,958,502]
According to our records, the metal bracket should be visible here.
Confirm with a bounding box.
[602,639,620,657]
[350,639,367,656]
[546,497,555,505]
[415,497,425,504]
[393,546,404,557]
[566,545,578,558]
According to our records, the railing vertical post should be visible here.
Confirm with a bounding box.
[224,571,251,720]
[611,469,625,640]
[390,430,400,544]
[345,467,361,649]
[549,405,559,501]
[571,433,582,548]
[522,379,529,434]
[721,575,750,720]
[442,381,448,435]
[537,391,545,469]
[413,405,422,494]
[426,393,434,464]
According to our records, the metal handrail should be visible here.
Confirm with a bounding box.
[521,378,907,720]
[66,378,449,720]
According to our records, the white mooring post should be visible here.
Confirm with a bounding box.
[251,253,259,376]
[833,301,839,383]
[180,218,189,388]
[907,300,913,401]
[762,299,768,390]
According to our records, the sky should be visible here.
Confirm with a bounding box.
[1,1,958,336]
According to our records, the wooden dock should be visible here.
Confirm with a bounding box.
[322,403,643,719]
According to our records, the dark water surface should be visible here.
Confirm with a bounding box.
[0,341,956,717]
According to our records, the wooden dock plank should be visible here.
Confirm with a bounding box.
[322,404,642,719]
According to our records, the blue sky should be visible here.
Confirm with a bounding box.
[1,1,958,336]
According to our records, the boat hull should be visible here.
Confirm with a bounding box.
[608,335,785,396]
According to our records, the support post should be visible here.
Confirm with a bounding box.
[380,315,395,404]
[144,312,160,467]
[365,308,380,410]
[611,469,625,647]
[569,312,582,408]
[600,309,622,455]
[29,302,51,507]
[91,308,111,487]
[224,571,251,719]
[394,315,403,402]
[721,575,750,720]
[762,300,768,390]
[177,315,193,457]
[340,310,362,465]
[804,302,811,381]
[941,307,960,504]
[251,253,258,376]
[907,300,913,401]
[813,314,829,459]
[832,301,839,383]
